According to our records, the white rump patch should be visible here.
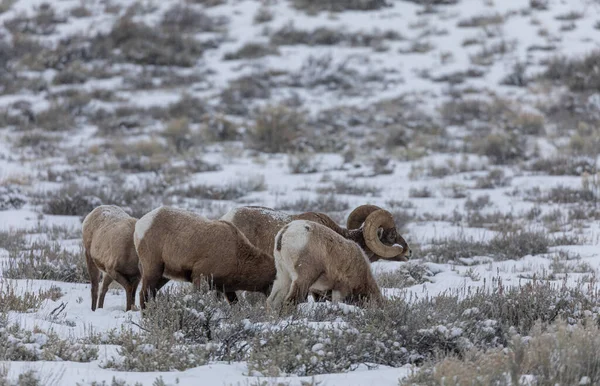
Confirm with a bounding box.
[135,206,161,243]
[283,220,311,253]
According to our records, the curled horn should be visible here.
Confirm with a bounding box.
[347,205,383,230]
[393,234,411,261]
[363,210,404,259]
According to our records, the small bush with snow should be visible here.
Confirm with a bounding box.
[0,185,27,211]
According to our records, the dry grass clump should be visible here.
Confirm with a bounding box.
[541,51,600,92]
[402,0,459,4]
[270,24,402,48]
[526,156,596,176]
[246,104,307,153]
[288,54,382,94]
[526,184,597,205]
[291,0,390,13]
[475,169,511,189]
[93,16,205,67]
[276,194,349,213]
[161,118,197,152]
[4,3,66,35]
[160,4,225,33]
[201,113,240,142]
[0,280,62,313]
[0,185,27,211]
[223,42,279,60]
[220,73,273,116]
[316,179,381,196]
[4,241,88,283]
[34,104,76,132]
[169,176,266,201]
[374,263,433,288]
[404,319,600,386]
[0,228,27,252]
[424,229,550,263]
[457,13,504,28]
[473,132,528,165]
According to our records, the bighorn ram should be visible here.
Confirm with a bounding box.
[82,205,140,312]
[134,206,276,309]
[267,220,384,311]
[221,204,412,262]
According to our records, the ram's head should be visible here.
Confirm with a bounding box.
[347,205,412,262]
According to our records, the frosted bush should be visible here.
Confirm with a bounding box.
[0,186,26,211]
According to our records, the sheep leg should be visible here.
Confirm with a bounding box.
[195,274,238,304]
[224,291,238,304]
[286,279,311,305]
[286,261,324,306]
[212,289,239,304]
[142,276,170,307]
[140,278,156,310]
[85,249,100,312]
[286,272,322,306]
[311,290,332,303]
[332,289,347,303]
[128,277,140,311]
[108,271,136,311]
[140,264,165,310]
[155,277,170,292]
[267,262,292,311]
[97,274,114,309]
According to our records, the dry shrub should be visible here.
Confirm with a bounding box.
[96,16,205,67]
[568,122,600,157]
[0,185,27,211]
[541,51,600,92]
[247,104,307,153]
[404,319,600,386]
[0,280,62,313]
[5,241,88,283]
[276,194,349,213]
[527,156,596,176]
[169,176,266,201]
[425,229,550,263]
[316,179,381,196]
[202,113,240,142]
[223,42,278,60]
[457,13,504,28]
[254,6,273,24]
[161,118,193,152]
[291,0,390,13]
[4,3,66,35]
[474,132,527,165]
[35,104,76,132]
[220,73,272,116]
[161,4,224,33]
[270,24,402,47]
[474,169,511,189]
[374,263,432,288]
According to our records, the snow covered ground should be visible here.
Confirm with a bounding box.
[1,0,600,384]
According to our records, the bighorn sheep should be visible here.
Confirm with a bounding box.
[134,206,276,309]
[267,220,384,311]
[221,204,412,263]
[82,205,140,312]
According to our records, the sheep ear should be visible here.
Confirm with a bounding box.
[377,227,384,240]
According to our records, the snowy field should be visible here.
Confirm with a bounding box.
[1,0,600,384]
